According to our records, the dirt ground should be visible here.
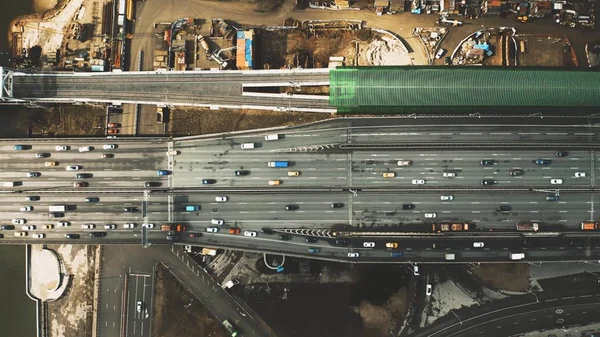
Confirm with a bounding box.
[170,108,333,136]
[152,264,228,337]
[471,263,531,292]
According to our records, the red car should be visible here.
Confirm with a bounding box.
[107,129,119,134]
[74,182,88,188]
[175,224,186,232]
[107,123,121,128]
[228,228,240,235]
[189,233,202,238]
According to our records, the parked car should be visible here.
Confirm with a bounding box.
[426,284,432,296]
[435,48,446,59]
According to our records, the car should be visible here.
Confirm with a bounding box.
[442,172,456,178]
[480,159,497,166]
[211,219,224,225]
[101,153,114,159]
[107,129,119,134]
[22,225,35,230]
[55,145,69,151]
[20,206,33,212]
[402,204,415,210]
[188,232,202,238]
[35,153,50,158]
[215,196,228,202]
[555,151,568,157]
[66,165,82,171]
[305,237,318,243]
[85,197,100,203]
[397,160,412,166]
[49,212,64,218]
[546,195,559,201]
[426,284,432,296]
[42,224,54,229]
[497,205,512,212]
[331,203,344,208]
[32,233,45,239]
[107,123,121,128]
[412,179,425,185]
[206,227,219,233]
[440,195,454,201]
[14,232,27,237]
[383,172,396,178]
[278,234,292,240]
[142,223,155,229]
[144,181,162,187]
[103,144,116,150]
[123,223,136,229]
[79,146,92,152]
[65,234,80,239]
[27,172,41,178]
[335,239,349,246]
[166,150,180,156]
[413,265,420,276]
[288,171,300,177]
[308,247,320,254]
[25,196,40,201]
[285,205,299,211]
[89,232,107,238]
[424,213,437,218]
[74,182,88,188]
[123,207,138,213]
[391,252,403,258]
[82,224,95,229]
[136,301,142,312]
[175,224,186,232]
[261,228,274,234]
[45,161,57,167]
[481,179,497,185]
[363,242,375,248]
[228,228,240,235]
[57,221,70,227]
[386,242,399,249]
[1,225,15,230]
[473,242,485,248]
[76,173,93,179]
[444,56,452,65]
[435,48,446,59]
[12,219,26,225]
[550,179,563,185]
[268,180,281,186]
[575,172,586,178]
[157,170,170,176]
[104,224,117,230]
[201,179,216,184]
[508,169,524,176]
[243,230,257,237]
[534,159,552,165]
[348,252,360,258]
[235,170,250,176]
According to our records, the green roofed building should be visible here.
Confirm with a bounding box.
[329,66,600,114]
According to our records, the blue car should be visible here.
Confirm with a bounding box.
[534,159,552,165]
[201,179,216,184]
[157,170,171,176]
[391,252,403,258]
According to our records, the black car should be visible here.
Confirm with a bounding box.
[331,203,344,208]
[261,228,274,234]
[65,234,80,239]
[305,237,318,243]
[89,232,107,238]
[278,234,292,240]
[555,151,569,157]
[85,197,100,203]
[49,212,64,218]
[497,205,512,212]
[508,169,523,176]
[202,179,217,184]
[123,207,138,213]
[235,170,250,176]
[481,179,498,185]
[480,159,497,166]
[26,196,40,201]
[1,225,15,230]
[166,234,179,241]
[144,181,162,187]
[285,205,299,211]
[335,239,349,246]
[76,173,93,179]
[35,153,50,158]
[402,204,415,210]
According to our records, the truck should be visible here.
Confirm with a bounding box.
[451,223,469,231]
[222,320,239,337]
[49,205,67,212]
[581,222,599,230]
[516,223,539,232]
[432,223,450,232]
[161,224,173,231]
[3,182,18,187]
[201,248,217,256]
[268,161,288,168]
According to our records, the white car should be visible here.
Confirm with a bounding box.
[412,179,425,185]
[473,242,485,248]
[166,150,179,156]
[575,172,586,178]
[435,48,446,59]
[550,179,563,185]
[243,230,257,237]
[215,196,228,202]
[413,265,420,276]
[442,172,456,178]
[142,223,155,229]
[103,144,116,150]
[12,219,26,225]
[206,227,219,233]
[79,146,92,152]
[136,301,142,312]
[363,242,375,248]
[66,165,82,171]
[397,160,412,166]
[426,284,432,296]
[424,213,437,218]
[55,145,69,151]
[123,223,136,229]
[104,224,117,230]
[348,252,360,258]
[82,224,96,229]
[57,221,70,227]
[33,233,45,239]
[211,219,224,225]
[22,225,36,230]
[440,195,454,201]
[20,206,33,212]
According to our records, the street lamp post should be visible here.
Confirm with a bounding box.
[451,310,462,325]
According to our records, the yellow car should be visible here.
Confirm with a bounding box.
[386,242,399,249]
[42,224,55,229]
[45,161,57,167]
[288,171,300,177]
[268,180,281,186]
[383,172,396,178]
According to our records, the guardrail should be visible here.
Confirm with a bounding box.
[339,142,600,150]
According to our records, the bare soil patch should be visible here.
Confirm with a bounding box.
[471,263,531,292]
[27,105,106,136]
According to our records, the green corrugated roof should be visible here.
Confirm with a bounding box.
[329,67,600,110]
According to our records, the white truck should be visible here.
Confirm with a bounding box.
[49,205,67,212]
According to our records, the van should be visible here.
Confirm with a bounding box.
[13,145,26,151]
[241,143,255,150]
[265,134,279,141]
[185,205,200,212]
[510,253,525,260]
